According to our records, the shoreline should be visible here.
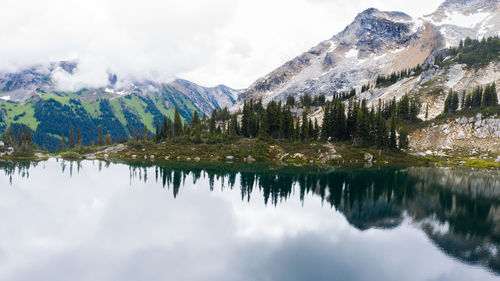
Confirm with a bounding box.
[0,139,500,170]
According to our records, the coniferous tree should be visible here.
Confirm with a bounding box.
[7,123,15,147]
[229,114,238,136]
[209,111,216,135]
[451,91,459,112]
[321,103,330,140]
[258,111,269,139]
[98,125,103,146]
[294,118,300,141]
[77,126,82,146]
[69,123,75,148]
[334,101,347,141]
[173,107,183,136]
[308,118,314,140]
[60,134,67,150]
[24,126,32,147]
[300,110,309,141]
[472,86,483,107]
[190,111,200,129]
[398,127,409,150]
[356,100,370,146]
[492,82,498,106]
[313,118,319,140]
[155,121,161,142]
[465,93,472,108]
[375,102,388,148]
[16,126,24,148]
[105,134,112,145]
[389,115,397,150]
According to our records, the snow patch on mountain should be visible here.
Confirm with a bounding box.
[104,88,128,95]
[345,48,359,58]
[435,11,492,28]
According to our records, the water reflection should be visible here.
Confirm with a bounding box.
[0,159,499,280]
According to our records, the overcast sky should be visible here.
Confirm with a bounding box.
[0,0,443,89]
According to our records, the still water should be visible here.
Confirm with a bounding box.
[0,159,499,281]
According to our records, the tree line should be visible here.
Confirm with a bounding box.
[448,36,500,67]
[375,65,424,88]
[151,93,418,151]
[1,124,34,153]
[443,82,498,114]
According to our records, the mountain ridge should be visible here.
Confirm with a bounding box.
[237,0,499,108]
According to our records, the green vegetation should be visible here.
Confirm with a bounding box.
[442,82,498,115]
[0,88,204,152]
[375,65,424,88]
[449,36,500,67]
[436,36,500,68]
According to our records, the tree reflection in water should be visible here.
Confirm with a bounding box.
[1,160,499,274]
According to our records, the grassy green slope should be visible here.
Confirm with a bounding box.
[0,87,203,152]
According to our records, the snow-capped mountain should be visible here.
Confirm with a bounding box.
[425,0,500,46]
[0,61,240,116]
[238,0,500,107]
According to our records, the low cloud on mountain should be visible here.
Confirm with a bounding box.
[0,0,441,89]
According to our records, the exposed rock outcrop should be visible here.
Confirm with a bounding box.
[410,114,500,156]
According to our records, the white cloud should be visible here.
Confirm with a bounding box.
[0,0,442,89]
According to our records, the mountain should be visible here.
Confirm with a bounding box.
[0,62,241,151]
[425,0,500,46]
[0,61,240,113]
[238,0,500,110]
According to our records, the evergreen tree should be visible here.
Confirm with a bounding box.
[7,123,15,147]
[16,126,24,147]
[105,134,112,145]
[155,121,161,142]
[60,134,67,150]
[229,114,238,136]
[300,110,309,140]
[389,115,397,149]
[313,119,319,140]
[492,82,498,106]
[209,110,216,135]
[356,100,370,146]
[451,91,459,112]
[98,125,103,146]
[24,126,32,147]
[173,107,183,136]
[69,123,75,148]
[472,86,483,107]
[190,111,200,128]
[321,103,330,140]
[258,111,269,139]
[308,118,314,140]
[398,127,409,150]
[375,102,388,148]
[294,118,300,141]
[77,126,82,145]
[465,93,472,108]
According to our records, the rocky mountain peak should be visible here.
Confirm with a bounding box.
[356,8,412,22]
[334,8,415,52]
[437,0,499,12]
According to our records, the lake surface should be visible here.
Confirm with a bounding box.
[0,159,499,281]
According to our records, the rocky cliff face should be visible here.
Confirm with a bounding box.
[237,0,500,109]
[238,8,441,105]
[409,113,500,156]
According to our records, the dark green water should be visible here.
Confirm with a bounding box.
[0,159,499,281]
